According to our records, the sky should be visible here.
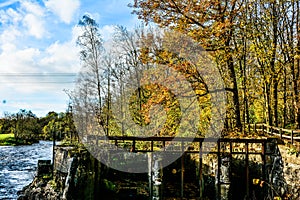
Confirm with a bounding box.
[0,0,139,117]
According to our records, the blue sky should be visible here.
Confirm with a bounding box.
[0,0,139,117]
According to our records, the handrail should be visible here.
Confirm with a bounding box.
[247,123,300,144]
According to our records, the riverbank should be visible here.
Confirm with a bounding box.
[0,134,39,146]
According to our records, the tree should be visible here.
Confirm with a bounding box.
[40,111,77,141]
[0,112,15,134]
[130,0,243,130]
[73,14,106,136]
[76,14,104,122]
[111,25,149,136]
[13,109,40,140]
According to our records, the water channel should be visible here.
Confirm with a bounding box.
[0,141,53,199]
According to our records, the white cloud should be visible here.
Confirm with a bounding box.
[20,1,47,39]
[23,13,46,39]
[0,44,41,73]
[0,27,21,44]
[0,8,22,44]
[0,1,47,40]
[40,26,81,73]
[45,0,80,24]
[0,0,19,8]
[0,7,22,24]
[22,1,44,17]
[40,41,80,73]
[100,24,116,41]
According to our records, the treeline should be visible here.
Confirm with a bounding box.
[0,109,77,141]
[130,0,300,130]
[70,1,300,139]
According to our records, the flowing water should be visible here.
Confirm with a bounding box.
[0,141,53,199]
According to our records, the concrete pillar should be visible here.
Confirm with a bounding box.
[148,153,163,200]
[216,155,231,200]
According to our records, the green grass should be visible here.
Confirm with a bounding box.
[0,133,14,141]
[0,133,39,146]
[0,133,15,145]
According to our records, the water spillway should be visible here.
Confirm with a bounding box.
[0,141,52,199]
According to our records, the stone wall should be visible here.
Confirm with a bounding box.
[283,162,300,199]
[279,145,300,200]
[54,146,75,174]
[193,139,292,200]
[18,145,105,200]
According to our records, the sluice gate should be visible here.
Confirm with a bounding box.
[87,135,283,199]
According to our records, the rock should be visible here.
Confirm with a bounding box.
[17,195,27,200]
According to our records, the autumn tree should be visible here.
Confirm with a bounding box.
[130,0,243,130]
[110,25,162,136]
[109,26,202,137]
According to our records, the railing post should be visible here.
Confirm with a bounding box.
[291,130,294,144]
[148,153,153,198]
[279,129,282,140]
[132,139,136,152]
[199,141,203,199]
[261,140,267,198]
[245,142,249,199]
[151,141,154,152]
[261,141,266,179]
[216,140,221,200]
[181,141,184,198]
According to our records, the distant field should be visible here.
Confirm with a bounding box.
[0,133,14,141]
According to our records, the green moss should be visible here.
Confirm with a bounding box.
[48,179,58,189]
[102,179,116,191]
[287,146,299,156]
[42,174,52,180]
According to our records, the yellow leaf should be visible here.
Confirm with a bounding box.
[252,179,260,185]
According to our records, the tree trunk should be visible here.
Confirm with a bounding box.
[273,79,279,126]
[265,83,272,126]
[283,67,287,127]
[228,55,242,130]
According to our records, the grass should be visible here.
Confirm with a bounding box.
[0,133,14,141]
[0,133,15,145]
[0,133,36,146]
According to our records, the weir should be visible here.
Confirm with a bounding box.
[86,135,285,199]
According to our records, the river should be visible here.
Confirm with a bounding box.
[0,141,53,199]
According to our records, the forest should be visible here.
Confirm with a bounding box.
[0,109,77,144]
[69,0,300,140]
